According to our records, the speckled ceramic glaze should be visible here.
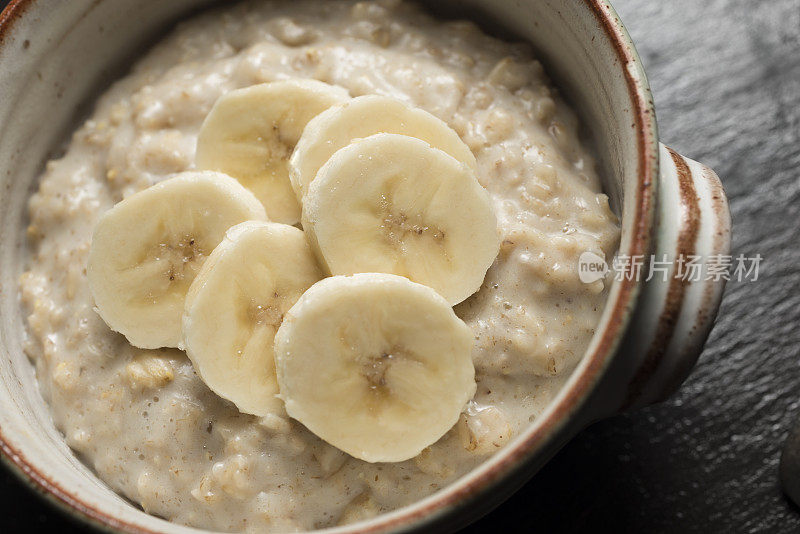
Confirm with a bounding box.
[0,0,730,532]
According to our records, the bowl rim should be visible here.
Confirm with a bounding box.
[0,0,658,532]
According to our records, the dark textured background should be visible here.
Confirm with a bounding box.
[2,0,799,532]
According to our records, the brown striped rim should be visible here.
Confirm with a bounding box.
[622,148,700,407]
[659,165,730,399]
[0,0,658,532]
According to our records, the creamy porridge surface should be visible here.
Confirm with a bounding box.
[19,0,619,530]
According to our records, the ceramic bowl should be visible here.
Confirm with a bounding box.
[0,0,731,532]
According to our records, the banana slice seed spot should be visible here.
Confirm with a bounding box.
[133,235,206,305]
[383,212,447,247]
[362,346,412,393]
[162,237,204,280]
[378,194,448,257]
[248,301,284,328]
[364,352,394,390]
[170,235,203,269]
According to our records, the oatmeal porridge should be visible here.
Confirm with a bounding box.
[19,0,620,531]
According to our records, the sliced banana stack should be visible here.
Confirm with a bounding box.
[196,80,350,225]
[302,133,500,305]
[182,221,322,416]
[274,273,476,463]
[288,94,477,199]
[87,171,267,349]
[88,80,496,463]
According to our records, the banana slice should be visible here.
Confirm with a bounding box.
[302,133,500,305]
[274,273,476,463]
[288,94,476,199]
[87,171,267,349]
[196,80,350,224]
[182,221,323,417]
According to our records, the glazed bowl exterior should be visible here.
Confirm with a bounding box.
[0,0,730,532]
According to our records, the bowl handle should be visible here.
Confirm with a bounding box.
[614,144,731,410]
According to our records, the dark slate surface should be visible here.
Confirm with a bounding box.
[2,0,799,532]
